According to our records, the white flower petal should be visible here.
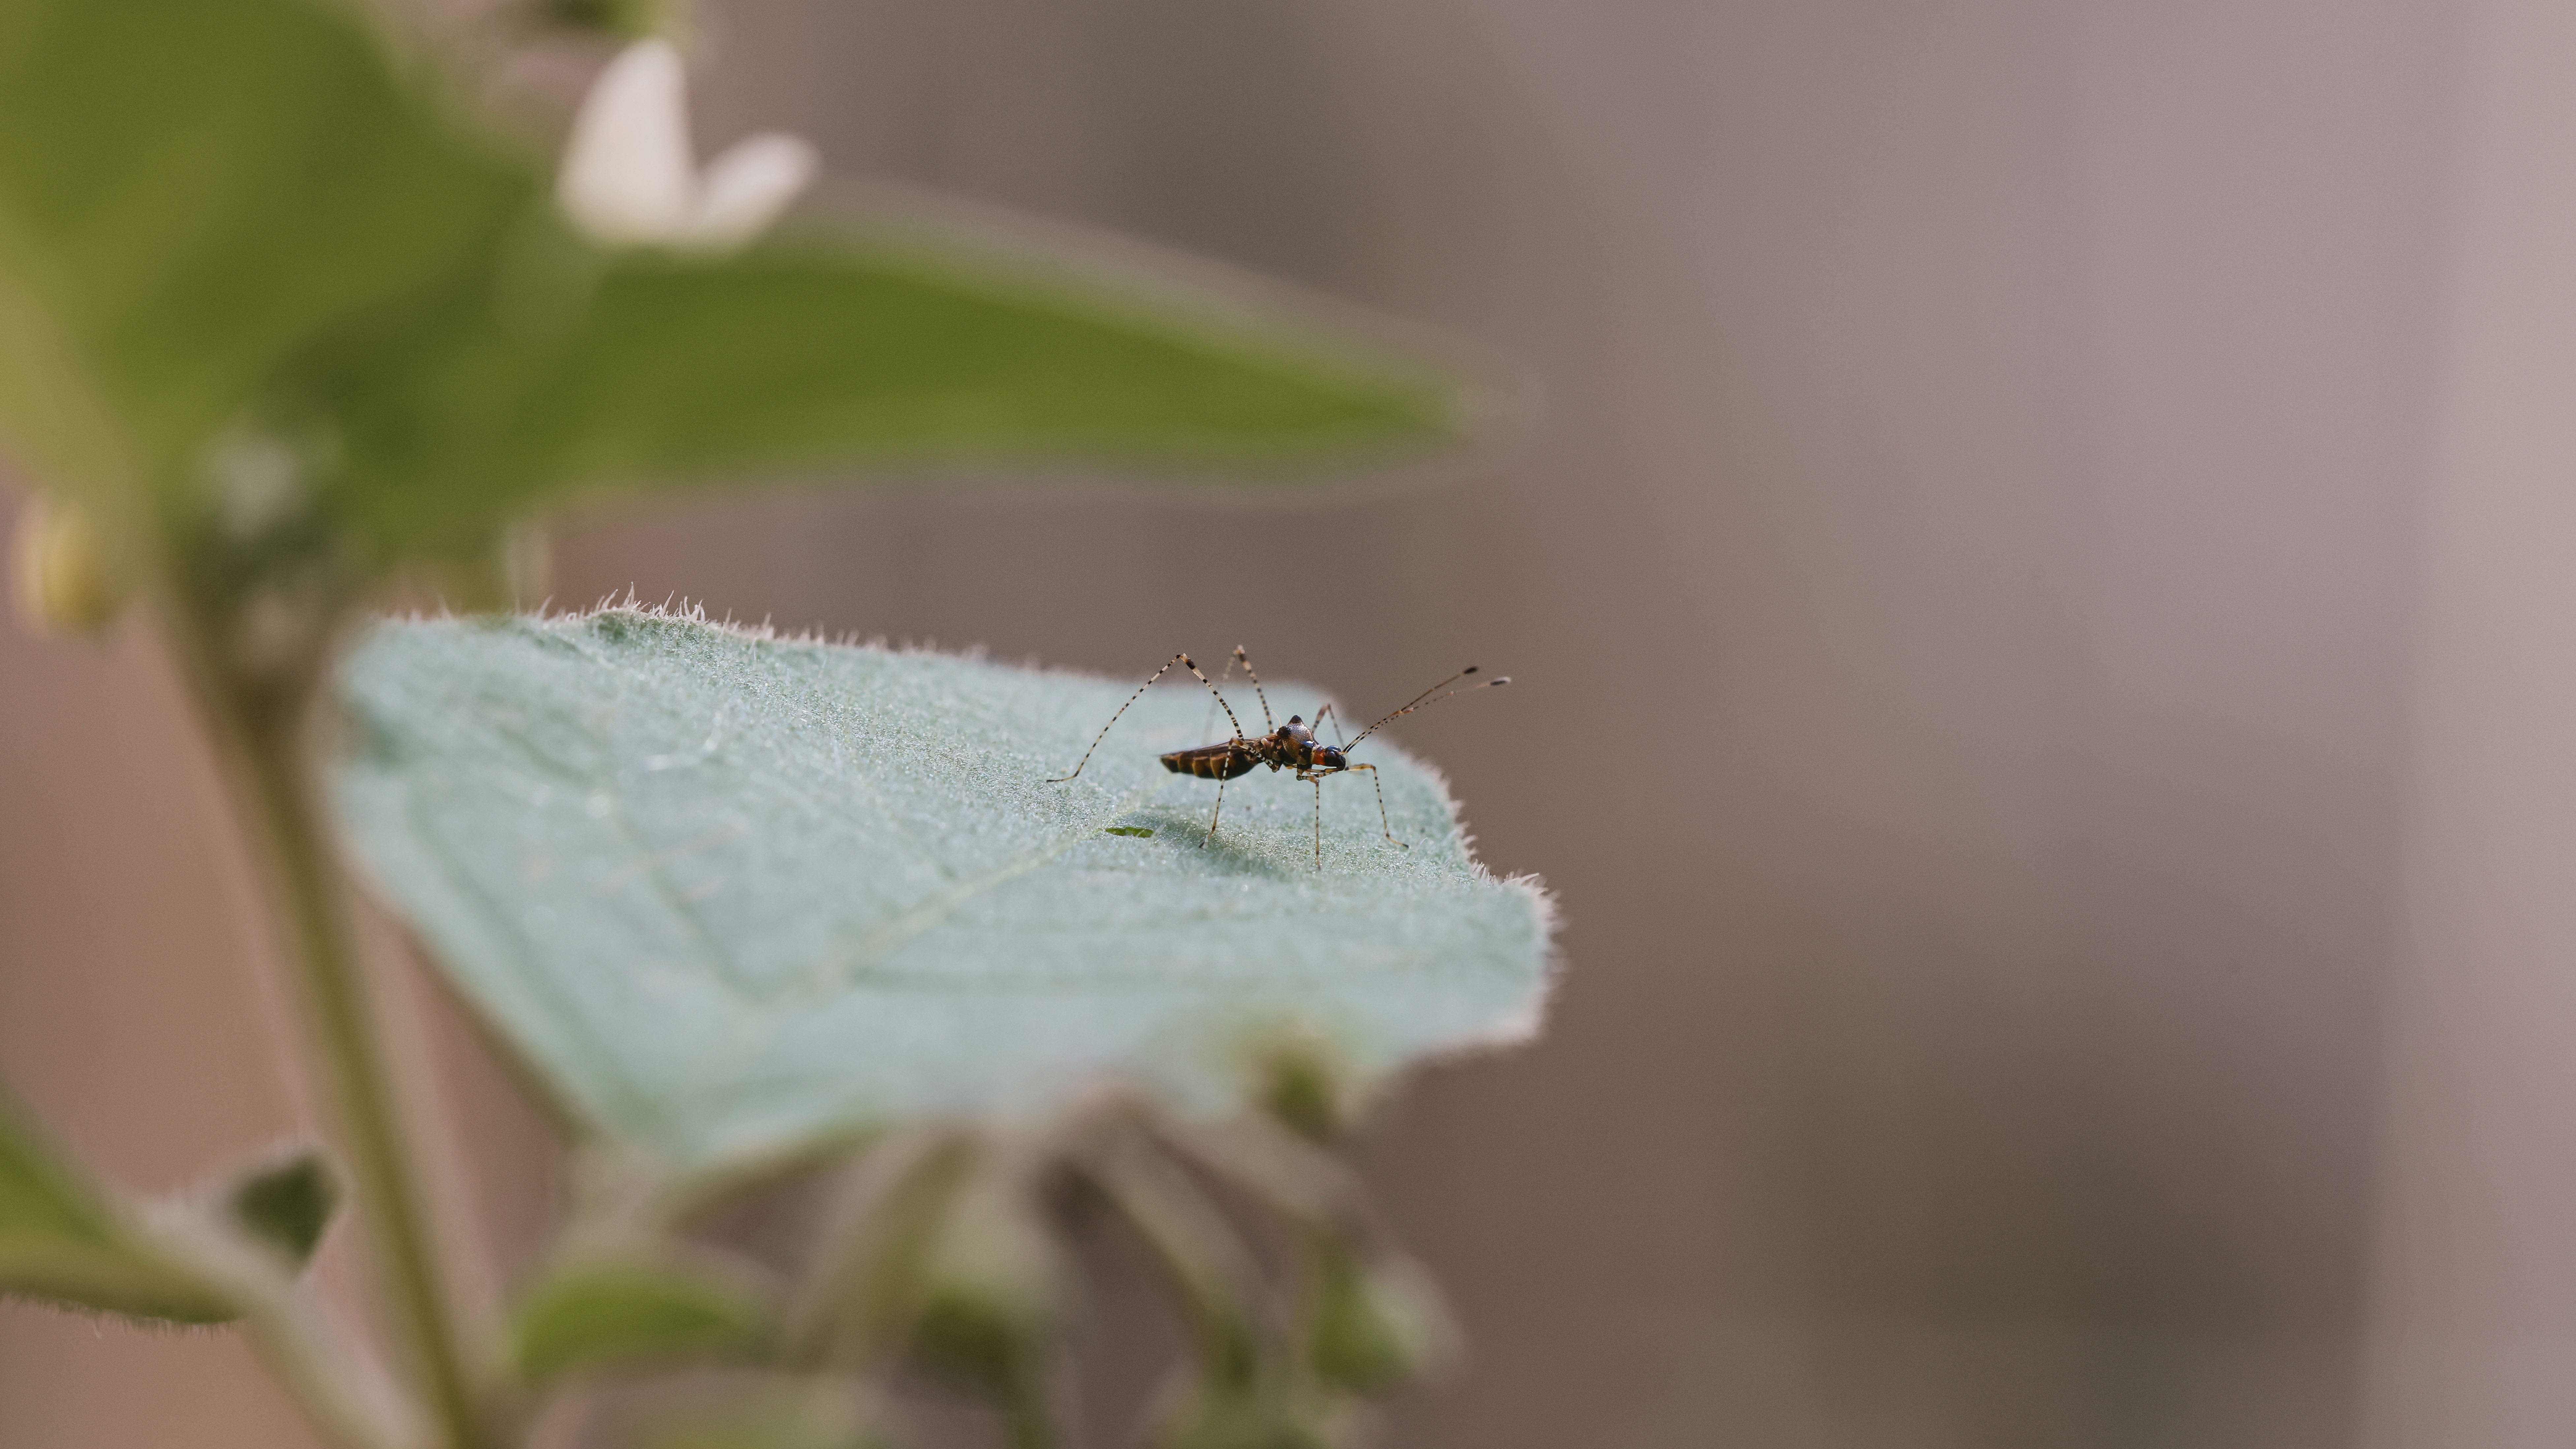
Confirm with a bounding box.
[689,133,820,247]
[558,39,696,244]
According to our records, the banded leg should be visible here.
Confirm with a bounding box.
[1205,773,1229,847]
[1231,646,1278,733]
[1299,762,1405,855]
[1200,645,1277,745]
[1050,653,1248,783]
[1349,763,1401,848]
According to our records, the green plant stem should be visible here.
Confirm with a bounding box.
[184,624,492,1449]
[154,1212,423,1449]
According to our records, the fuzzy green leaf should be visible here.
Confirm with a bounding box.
[507,1253,770,1386]
[0,1091,235,1322]
[334,610,1551,1167]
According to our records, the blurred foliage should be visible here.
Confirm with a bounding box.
[0,0,1527,1444]
[0,0,1462,588]
[507,1249,772,1385]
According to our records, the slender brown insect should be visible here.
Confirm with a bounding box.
[1048,646,1510,868]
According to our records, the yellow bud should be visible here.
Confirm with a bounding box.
[11,493,130,634]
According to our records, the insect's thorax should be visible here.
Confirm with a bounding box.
[1277,720,1318,769]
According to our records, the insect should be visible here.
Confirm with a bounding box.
[1048,646,1509,868]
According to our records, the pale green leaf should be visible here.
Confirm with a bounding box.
[334,610,1551,1167]
[0,1091,235,1322]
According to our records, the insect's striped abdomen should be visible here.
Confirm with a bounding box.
[1161,744,1261,780]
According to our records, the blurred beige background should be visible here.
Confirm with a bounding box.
[9,0,2576,1443]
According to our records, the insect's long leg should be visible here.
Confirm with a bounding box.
[1199,649,1238,744]
[1205,772,1229,847]
[1346,667,1511,750]
[1050,653,1247,783]
[1197,645,1279,745]
[1231,645,1277,732]
[1303,763,1404,853]
[1313,702,1348,748]
[1349,763,1401,848]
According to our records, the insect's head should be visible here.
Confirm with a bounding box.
[1310,744,1348,769]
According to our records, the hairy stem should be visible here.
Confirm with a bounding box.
[179,614,492,1449]
[156,1212,426,1449]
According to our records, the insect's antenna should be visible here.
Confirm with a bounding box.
[1346,666,1511,750]
[1051,654,1246,783]
[1232,645,1277,732]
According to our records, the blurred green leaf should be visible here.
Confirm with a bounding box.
[327,238,1468,554]
[333,609,1552,1167]
[0,1090,235,1322]
[0,0,1465,567]
[642,1381,888,1449]
[0,0,531,509]
[507,1251,770,1386]
[212,1144,340,1272]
